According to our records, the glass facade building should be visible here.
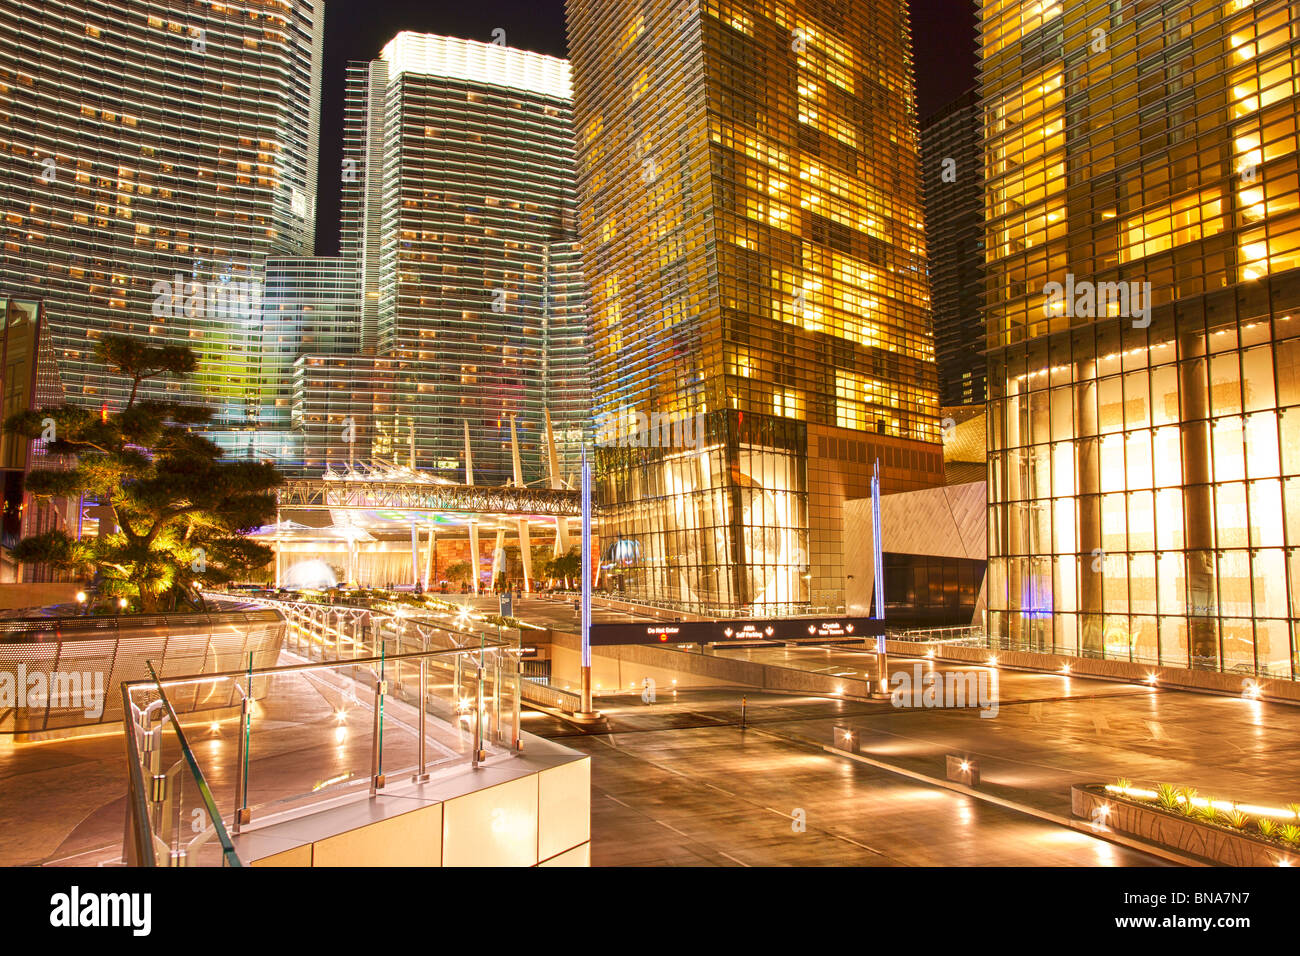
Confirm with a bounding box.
[251,256,360,468]
[0,0,323,450]
[568,0,943,614]
[983,0,1300,678]
[299,33,590,483]
[922,88,988,406]
[0,297,77,583]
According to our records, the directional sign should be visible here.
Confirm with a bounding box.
[589,616,886,647]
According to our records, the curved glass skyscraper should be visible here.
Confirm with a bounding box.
[300,33,589,485]
[0,0,322,450]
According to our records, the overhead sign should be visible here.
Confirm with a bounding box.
[589,616,886,647]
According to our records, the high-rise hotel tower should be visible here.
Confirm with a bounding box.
[298,33,589,484]
[0,0,323,455]
[984,0,1300,678]
[567,0,943,613]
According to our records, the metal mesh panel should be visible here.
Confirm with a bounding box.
[0,607,286,733]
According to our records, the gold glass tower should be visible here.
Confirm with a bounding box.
[984,0,1300,678]
[567,0,943,614]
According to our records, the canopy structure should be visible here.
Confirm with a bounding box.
[262,460,590,593]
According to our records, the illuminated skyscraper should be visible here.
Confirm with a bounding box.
[0,0,323,449]
[983,0,1300,677]
[253,256,360,468]
[567,0,943,613]
[923,89,987,407]
[300,33,589,483]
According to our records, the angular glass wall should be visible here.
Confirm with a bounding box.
[596,410,808,613]
[570,0,941,614]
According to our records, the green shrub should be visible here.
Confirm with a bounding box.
[1225,807,1249,829]
[1199,799,1221,824]
[1178,787,1199,816]
[1279,824,1300,845]
[1257,818,1278,838]
[1288,802,1300,821]
[1114,777,1133,792]
[1156,783,1180,811]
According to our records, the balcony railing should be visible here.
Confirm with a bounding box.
[126,599,527,866]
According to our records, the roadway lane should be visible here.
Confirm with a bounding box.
[527,690,1168,866]
[706,644,1300,820]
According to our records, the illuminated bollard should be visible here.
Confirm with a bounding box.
[832,725,859,754]
[946,754,979,786]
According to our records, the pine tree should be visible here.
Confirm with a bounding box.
[4,335,281,612]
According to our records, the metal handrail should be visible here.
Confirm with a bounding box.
[120,642,513,693]
[520,676,583,713]
[889,625,987,643]
[120,684,156,867]
[144,661,242,867]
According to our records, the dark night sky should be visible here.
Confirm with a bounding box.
[313,0,976,256]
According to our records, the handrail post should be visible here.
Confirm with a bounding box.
[493,653,502,742]
[143,661,242,867]
[232,695,251,833]
[473,663,485,766]
[512,656,522,751]
[121,692,157,867]
[413,657,429,783]
[370,671,386,794]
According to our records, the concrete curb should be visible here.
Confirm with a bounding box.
[821,744,1210,867]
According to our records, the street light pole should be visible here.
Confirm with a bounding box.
[577,447,600,721]
[872,459,888,691]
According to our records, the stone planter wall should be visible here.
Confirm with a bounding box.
[1072,785,1299,867]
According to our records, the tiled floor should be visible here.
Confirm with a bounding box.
[542,708,1162,866]
[6,645,1298,866]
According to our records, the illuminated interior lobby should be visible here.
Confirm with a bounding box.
[983,0,1300,678]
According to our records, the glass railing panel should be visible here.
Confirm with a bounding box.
[122,634,525,865]
[123,664,242,867]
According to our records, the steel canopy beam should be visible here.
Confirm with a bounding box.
[276,479,583,517]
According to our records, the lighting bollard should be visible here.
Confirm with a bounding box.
[946,754,980,787]
[832,725,859,754]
